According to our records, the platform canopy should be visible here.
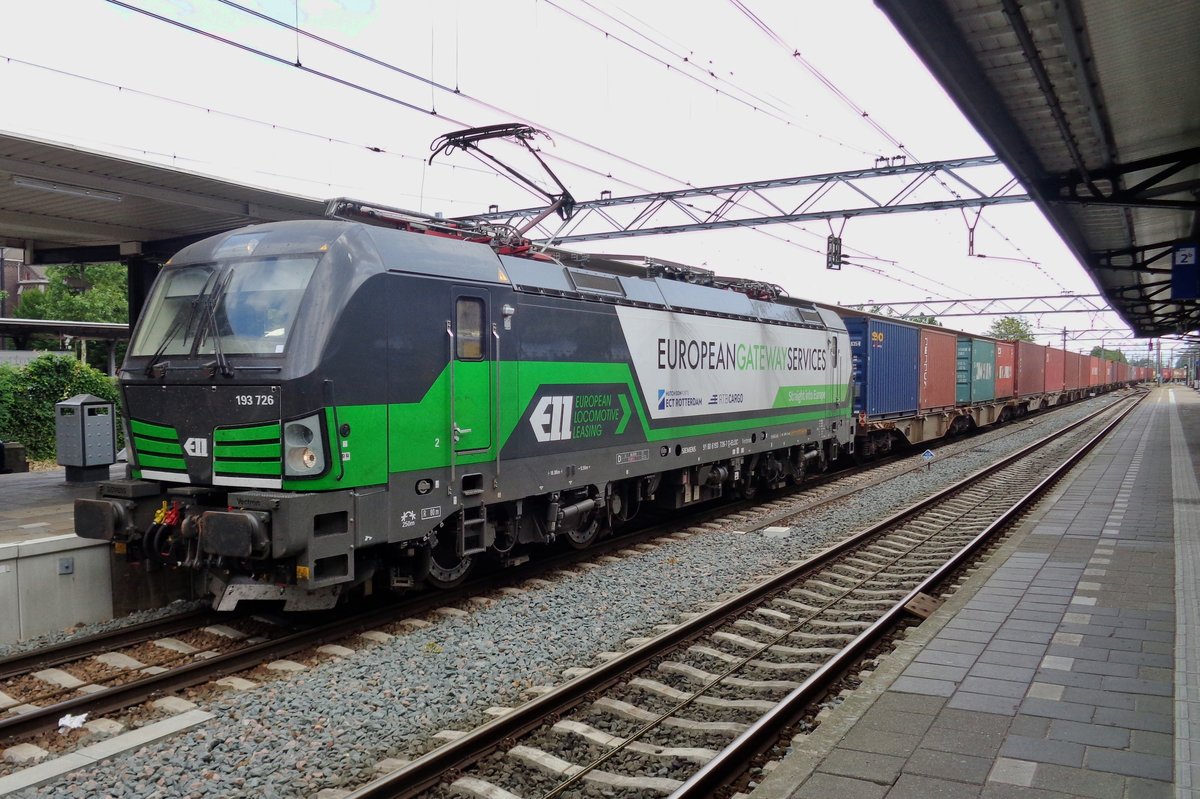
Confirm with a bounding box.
[0,130,327,264]
[876,0,1200,338]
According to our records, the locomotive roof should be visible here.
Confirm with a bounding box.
[169,215,845,333]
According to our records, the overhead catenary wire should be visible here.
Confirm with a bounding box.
[542,0,886,159]
[45,1,997,298]
[0,55,501,202]
[107,0,904,269]
[727,0,1069,293]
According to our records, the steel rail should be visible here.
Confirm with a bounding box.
[670,393,1142,797]
[341,393,1141,799]
[0,480,800,744]
[0,584,515,744]
[0,609,220,682]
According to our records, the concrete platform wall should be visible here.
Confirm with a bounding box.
[0,535,113,644]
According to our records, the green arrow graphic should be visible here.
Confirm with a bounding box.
[616,393,631,435]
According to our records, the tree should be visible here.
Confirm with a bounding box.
[1090,346,1127,364]
[903,313,942,327]
[0,354,121,460]
[985,316,1035,341]
[12,263,127,372]
[864,306,942,327]
[14,263,127,323]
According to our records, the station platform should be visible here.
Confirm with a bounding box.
[0,466,123,644]
[0,464,121,547]
[753,384,1196,798]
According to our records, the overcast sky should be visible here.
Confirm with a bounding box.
[0,0,1153,353]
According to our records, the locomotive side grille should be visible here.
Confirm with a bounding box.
[129,418,187,477]
[213,422,282,487]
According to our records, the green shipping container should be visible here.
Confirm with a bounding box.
[955,336,996,403]
[972,338,996,401]
[955,337,973,404]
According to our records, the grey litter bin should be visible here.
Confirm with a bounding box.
[55,394,116,483]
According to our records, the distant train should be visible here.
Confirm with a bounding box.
[840,315,1146,458]
[74,199,1140,610]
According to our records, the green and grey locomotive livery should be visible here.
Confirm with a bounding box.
[76,208,854,609]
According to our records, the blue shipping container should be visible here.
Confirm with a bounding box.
[845,317,919,418]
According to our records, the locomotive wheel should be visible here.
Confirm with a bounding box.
[565,519,601,550]
[424,532,473,589]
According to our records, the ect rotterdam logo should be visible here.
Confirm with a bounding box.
[530,393,631,443]
[657,389,702,411]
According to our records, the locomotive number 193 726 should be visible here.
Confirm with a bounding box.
[234,394,275,406]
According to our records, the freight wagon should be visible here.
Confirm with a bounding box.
[834,307,1137,459]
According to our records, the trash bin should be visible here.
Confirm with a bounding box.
[55,394,116,483]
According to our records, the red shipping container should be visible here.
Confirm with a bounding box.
[919,328,958,410]
[1089,356,1102,387]
[1014,341,1047,397]
[1105,361,1115,384]
[1045,347,1066,393]
[1065,351,1084,391]
[995,341,1015,398]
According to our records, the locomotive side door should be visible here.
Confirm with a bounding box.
[450,291,493,453]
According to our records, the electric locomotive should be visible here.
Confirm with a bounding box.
[75,200,854,609]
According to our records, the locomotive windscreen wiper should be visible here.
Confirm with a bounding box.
[144,269,219,377]
[198,269,236,378]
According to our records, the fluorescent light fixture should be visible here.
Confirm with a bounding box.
[11,175,123,203]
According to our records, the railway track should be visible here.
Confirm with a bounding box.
[0,608,220,683]
[0,393,1134,785]
[0,408,947,749]
[339,393,1141,799]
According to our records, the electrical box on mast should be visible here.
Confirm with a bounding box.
[826,235,842,270]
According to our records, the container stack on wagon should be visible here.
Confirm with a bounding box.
[920,328,958,411]
[1014,341,1047,397]
[955,336,996,404]
[844,317,919,419]
[1045,346,1066,394]
[838,308,1138,454]
[996,341,1015,399]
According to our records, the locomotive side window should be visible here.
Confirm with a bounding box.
[456,298,485,360]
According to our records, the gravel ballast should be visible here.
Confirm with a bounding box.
[10,394,1130,798]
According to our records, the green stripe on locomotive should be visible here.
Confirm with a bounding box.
[285,358,849,491]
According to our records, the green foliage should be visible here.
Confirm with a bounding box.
[1089,347,1128,364]
[864,306,942,327]
[0,354,121,460]
[13,263,128,374]
[986,316,1035,342]
[0,364,14,441]
[13,263,128,323]
[903,313,942,327]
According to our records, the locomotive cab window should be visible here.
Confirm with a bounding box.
[456,298,485,360]
[131,255,319,358]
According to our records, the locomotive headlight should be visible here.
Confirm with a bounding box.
[283,415,326,477]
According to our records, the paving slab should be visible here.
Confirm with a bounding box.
[749,387,1192,799]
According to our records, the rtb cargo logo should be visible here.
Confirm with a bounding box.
[530,393,630,442]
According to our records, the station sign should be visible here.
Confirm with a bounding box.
[1171,242,1198,300]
